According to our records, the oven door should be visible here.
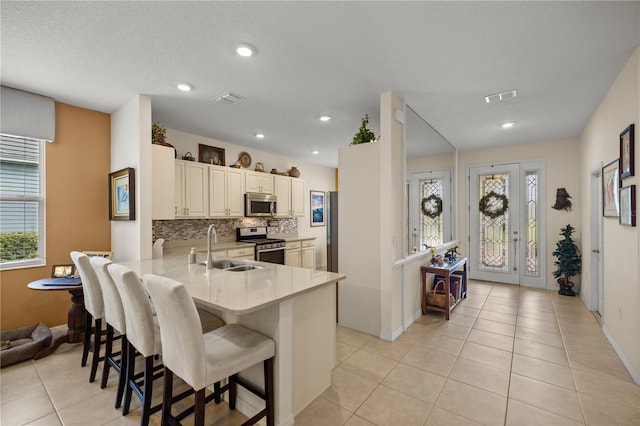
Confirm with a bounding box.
[257,247,285,265]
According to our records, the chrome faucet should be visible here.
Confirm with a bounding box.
[206,224,219,269]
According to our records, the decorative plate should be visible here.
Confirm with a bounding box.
[238,151,252,168]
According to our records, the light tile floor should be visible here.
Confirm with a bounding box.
[1,280,638,425]
[295,280,639,426]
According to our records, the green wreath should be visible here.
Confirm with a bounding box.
[421,194,443,218]
[479,191,509,219]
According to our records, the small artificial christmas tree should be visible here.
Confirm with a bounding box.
[552,224,581,296]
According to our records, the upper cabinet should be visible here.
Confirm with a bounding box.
[152,145,175,220]
[245,171,274,194]
[209,165,245,218]
[274,175,305,218]
[175,160,208,218]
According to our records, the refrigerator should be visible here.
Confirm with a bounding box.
[326,191,339,273]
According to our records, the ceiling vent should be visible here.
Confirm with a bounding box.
[485,90,517,103]
[214,91,245,105]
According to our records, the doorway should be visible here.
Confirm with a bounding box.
[468,160,546,287]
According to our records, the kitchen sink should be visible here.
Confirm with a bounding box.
[199,260,245,269]
[200,260,262,272]
[225,265,263,272]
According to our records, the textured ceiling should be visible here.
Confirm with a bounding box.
[2,1,639,167]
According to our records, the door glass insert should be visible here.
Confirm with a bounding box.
[478,174,509,272]
[419,177,443,248]
[525,171,539,276]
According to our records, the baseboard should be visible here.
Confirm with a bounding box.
[602,325,640,385]
[379,324,404,342]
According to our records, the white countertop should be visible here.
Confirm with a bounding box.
[120,254,345,315]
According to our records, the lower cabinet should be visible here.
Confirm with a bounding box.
[228,246,255,261]
[286,240,315,269]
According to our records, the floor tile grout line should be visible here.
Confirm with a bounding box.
[30,359,65,426]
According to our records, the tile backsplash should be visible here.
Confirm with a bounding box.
[152,218,297,242]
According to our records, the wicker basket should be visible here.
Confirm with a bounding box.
[426,280,456,308]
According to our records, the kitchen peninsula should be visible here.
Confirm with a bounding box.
[120,254,345,426]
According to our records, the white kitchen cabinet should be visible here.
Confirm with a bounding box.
[209,165,245,218]
[228,246,255,261]
[301,239,315,269]
[274,176,305,218]
[245,171,273,194]
[274,176,291,217]
[175,160,208,218]
[152,144,175,219]
[285,241,301,268]
[285,239,315,269]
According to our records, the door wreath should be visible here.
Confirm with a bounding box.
[479,191,509,219]
[421,194,443,218]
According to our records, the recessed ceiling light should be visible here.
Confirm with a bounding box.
[176,82,194,92]
[319,115,332,122]
[256,133,265,139]
[312,150,319,155]
[501,121,516,128]
[236,43,255,57]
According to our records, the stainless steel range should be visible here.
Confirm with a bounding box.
[236,226,286,265]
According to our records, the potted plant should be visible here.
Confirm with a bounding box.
[152,122,167,145]
[351,114,377,145]
[552,224,581,296]
[151,122,177,158]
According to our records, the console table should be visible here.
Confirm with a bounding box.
[420,257,467,320]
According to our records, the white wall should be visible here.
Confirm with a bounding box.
[579,47,639,382]
[111,95,152,262]
[457,138,581,291]
[165,128,336,268]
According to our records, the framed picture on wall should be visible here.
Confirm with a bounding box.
[109,167,135,221]
[602,159,620,217]
[619,185,636,226]
[198,143,226,166]
[619,124,634,179]
[310,190,325,227]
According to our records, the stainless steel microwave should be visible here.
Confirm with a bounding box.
[245,193,277,217]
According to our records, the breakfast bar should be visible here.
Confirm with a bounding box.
[120,254,345,426]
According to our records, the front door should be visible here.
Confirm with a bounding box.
[469,161,546,287]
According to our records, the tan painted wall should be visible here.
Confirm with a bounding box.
[457,138,581,290]
[579,47,639,379]
[0,103,111,330]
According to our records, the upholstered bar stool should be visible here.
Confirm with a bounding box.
[90,256,127,409]
[70,251,105,383]
[107,263,164,426]
[144,274,275,426]
[108,263,226,426]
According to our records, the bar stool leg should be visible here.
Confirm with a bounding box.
[89,318,102,383]
[81,311,92,367]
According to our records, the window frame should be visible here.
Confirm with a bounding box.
[0,134,46,270]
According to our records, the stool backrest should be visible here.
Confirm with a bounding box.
[90,256,125,334]
[143,274,206,389]
[70,251,104,319]
[108,263,158,357]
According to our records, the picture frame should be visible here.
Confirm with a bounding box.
[310,190,326,227]
[109,167,135,221]
[619,124,634,179]
[619,185,636,226]
[51,264,75,278]
[198,143,226,166]
[82,251,113,259]
[602,159,620,217]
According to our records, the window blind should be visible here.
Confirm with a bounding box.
[1,86,55,142]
